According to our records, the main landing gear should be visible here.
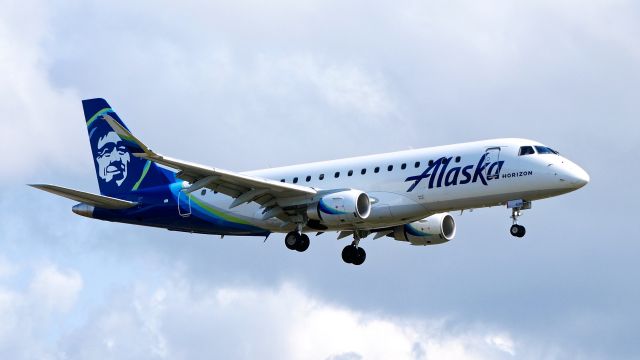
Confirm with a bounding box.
[342,243,366,265]
[284,231,310,252]
[342,232,367,266]
[283,229,367,265]
[508,199,531,238]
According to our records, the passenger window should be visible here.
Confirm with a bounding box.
[348,170,353,176]
[374,167,380,173]
[293,177,298,183]
[455,156,461,163]
[319,174,324,180]
[428,160,433,166]
[335,172,340,178]
[401,163,406,169]
[201,189,206,196]
[387,165,393,171]
[519,146,535,156]
[414,161,420,168]
[280,179,285,182]
[306,176,311,182]
[361,169,366,175]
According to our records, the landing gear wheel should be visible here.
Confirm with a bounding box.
[342,245,356,264]
[295,234,310,252]
[510,225,520,237]
[510,224,526,238]
[341,245,366,265]
[352,247,366,265]
[285,231,300,250]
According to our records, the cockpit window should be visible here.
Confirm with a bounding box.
[535,146,559,155]
[518,146,535,156]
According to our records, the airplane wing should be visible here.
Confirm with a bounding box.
[103,115,317,216]
[29,184,138,209]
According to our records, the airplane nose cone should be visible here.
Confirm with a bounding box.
[574,166,590,187]
[565,163,590,189]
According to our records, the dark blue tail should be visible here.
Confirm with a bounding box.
[82,98,174,198]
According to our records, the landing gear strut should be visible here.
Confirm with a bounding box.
[507,199,530,238]
[285,231,310,252]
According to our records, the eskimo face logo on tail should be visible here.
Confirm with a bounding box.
[95,131,130,186]
[88,112,144,193]
[405,153,504,192]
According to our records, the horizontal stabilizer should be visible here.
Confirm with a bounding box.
[29,184,138,210]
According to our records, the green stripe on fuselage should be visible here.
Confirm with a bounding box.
[189,195,252,226]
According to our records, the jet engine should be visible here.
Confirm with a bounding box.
[392,213,456,245]
[307,190,371,225]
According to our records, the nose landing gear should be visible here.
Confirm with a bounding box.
[508,199,530,238]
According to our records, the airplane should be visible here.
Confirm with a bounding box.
[31,98,590,265]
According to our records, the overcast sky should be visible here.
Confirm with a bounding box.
[1,0,639,359]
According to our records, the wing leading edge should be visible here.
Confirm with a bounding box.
[102,115,317,217]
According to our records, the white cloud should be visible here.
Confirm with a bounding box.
[4,0,637,178]
[0,0,85,180]
[60,275,521,360]
[29,264,83,313]
[274,55,394,117]
[0,257,16,279]
[485,334,515,356]
[0,284,20,344]
[0,261,83,359]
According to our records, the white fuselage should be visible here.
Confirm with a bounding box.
[185,138,589,233]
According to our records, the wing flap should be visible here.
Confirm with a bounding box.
[29,184,138,210]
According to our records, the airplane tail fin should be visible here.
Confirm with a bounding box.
[82,98,175,198]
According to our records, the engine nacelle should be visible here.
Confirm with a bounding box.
[392,213,456,245]
[307,190,371,225]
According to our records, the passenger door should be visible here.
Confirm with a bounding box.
[484,147,501,181]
